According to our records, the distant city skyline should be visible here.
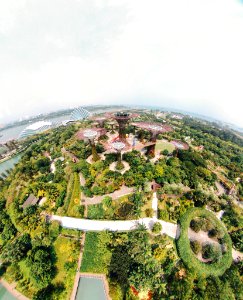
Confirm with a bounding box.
[0,0,243,127]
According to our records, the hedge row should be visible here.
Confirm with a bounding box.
[176,207,232,277]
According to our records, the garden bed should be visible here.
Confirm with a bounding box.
[176,207,232,277]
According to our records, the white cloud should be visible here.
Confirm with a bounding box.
[0,0,243,127]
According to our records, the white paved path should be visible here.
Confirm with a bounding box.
[51,215,177,238]
[51,215,242,261]
[152,192,158,219]
[50,189,243,261]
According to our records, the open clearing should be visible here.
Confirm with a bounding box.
[155,140,175,153]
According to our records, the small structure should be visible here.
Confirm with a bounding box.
[70,107,91,121]
[61,119,75,126]
[76,127,106,140]
[171,140,189,150]
[83,129,100,162]
[90,116,107,128]
[109,140,130,174]
[19,121,53,140]
[22,194,38,209]
[107,111,138,140]
[112,141,125,170]
[132,122,173,157]
[171,114,183,120]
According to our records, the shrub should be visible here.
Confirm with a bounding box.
[152,222,162,234]
[159,209,169,221]
[87,204,104,219]
[201,218,214,232]
[230,229,243,252]
[202,243,221,262]
[190,217,214,233]
[102,196,112,209]
[116,161,125,171]
[190,219,201,232]
[145,208,153,217]
[78,205,85,218]
[162,149,169,156]
[208,228,223,239]
[190,240,201,254]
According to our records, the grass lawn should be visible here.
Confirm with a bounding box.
[61,227,82,238]
[87,195,137,220]
[158,200,171,222]
[141,199,152,218]
[81,232,111,274]
[53,235,80,299]
[18,260,31,279]
[158,200,166,211]
[16,260,36,298]
[155,140,175,153]
[67,172,82,217]
[87,203,105,219]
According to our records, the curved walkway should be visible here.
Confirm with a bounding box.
[51,215,177,238]
[109,161,130,174]
[51,191,243,262]
[188,227,243,261]
[152,192,158,219]
[80,183,134,205]
[50,214,242,261]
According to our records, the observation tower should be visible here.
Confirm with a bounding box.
[112,141,125,169]
[108,111,138,140]
[132,122,173,156]
[90,116,107,128]
[82,129,100,162]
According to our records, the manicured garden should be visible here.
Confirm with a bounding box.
[80,232,111,274]
[155,139,175,154]
[52,236,80,299]
[0,112,242,299]
[176,207,232,277]
[87,192,150,220]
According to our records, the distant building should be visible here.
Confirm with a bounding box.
[19,121,53,139]
[61,119,75,126]
[70,107,91,121]
[22,194,38,209]
[171,114,183,120]
[0,144,8,155]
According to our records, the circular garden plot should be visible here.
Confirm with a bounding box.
[176,207,232,277]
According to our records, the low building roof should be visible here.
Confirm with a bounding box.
[22,194,38,209]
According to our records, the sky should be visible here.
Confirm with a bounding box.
[0,0,243,127]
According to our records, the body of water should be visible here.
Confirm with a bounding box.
[0,154,22,177]
[76,277,107,300]
[0,283,17,300]
[0,114,71,143]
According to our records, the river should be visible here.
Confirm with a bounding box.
[0,114,71,144]
[0,154,22,177]
[0,113,72,176]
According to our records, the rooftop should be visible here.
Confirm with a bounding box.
[22,194,38,209]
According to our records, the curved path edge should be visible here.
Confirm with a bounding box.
[51,215,243,261]
[51,215,177,238]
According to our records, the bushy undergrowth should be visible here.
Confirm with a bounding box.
[176,207,232,277]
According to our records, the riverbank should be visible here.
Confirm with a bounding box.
[0,154,22,177]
